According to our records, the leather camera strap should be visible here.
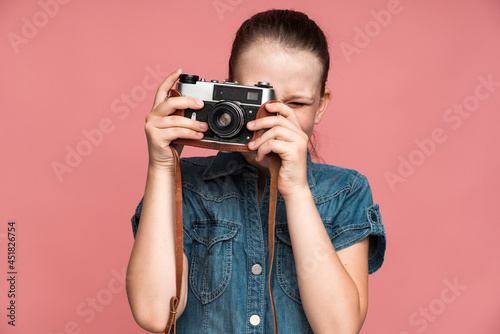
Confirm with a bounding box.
[165,89,279,334]
[268,153,280,333]
[165,146,183,334]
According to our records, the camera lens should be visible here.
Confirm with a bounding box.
[216,112,232,127]
[208,101,245,138]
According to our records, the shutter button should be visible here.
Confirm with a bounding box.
[251,264,263,275]
[250,314,261,326]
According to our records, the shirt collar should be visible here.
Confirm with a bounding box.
[201,151,249,180]
[201,151,316,189]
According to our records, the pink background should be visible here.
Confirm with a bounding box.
[1,0,499,333]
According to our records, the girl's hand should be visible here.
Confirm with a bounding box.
[145,69,208,170]
[246,102,309,198]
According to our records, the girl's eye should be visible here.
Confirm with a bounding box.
[288,102,306,108]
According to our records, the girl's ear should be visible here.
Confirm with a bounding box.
[314,87,332,124]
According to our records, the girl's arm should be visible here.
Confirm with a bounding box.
[127,165,189,333]
[126,69,207,333]
[247,98,369,333]
[284,189,369,334]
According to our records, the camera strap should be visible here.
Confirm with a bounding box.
[165,146,183,334]
[165,89,280,334]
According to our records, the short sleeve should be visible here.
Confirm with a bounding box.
[130,197,144,239]
[329,173,386,274]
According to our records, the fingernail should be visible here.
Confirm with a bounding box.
[247,121,255,128]
[200,122,208,130]
[196,99,204,106]
[248,141,255,149]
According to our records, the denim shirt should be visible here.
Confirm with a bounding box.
[131,151,386,334]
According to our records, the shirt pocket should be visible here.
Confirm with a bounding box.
[275,224,302,304]
[188,220,239,305]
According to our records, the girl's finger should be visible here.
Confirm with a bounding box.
[151,96,204,117]
[247,113,301,134]
[248,126,302,150]
[150,127,205,144]
[254,139,299,162]
[265,102,300,126]
[152,68,183,109]
[148,114,208,132]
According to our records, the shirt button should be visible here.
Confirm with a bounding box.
[251,264,263,275]
[249,314,261,326]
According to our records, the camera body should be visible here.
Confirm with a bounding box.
[174,74,275,147]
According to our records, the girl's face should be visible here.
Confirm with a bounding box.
[232,42,331,140]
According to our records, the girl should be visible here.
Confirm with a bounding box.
[127,9,386,334]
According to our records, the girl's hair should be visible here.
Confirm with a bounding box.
[228,9,330,161]
[228,9,330,95]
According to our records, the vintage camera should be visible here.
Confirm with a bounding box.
[173,74,275,146]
